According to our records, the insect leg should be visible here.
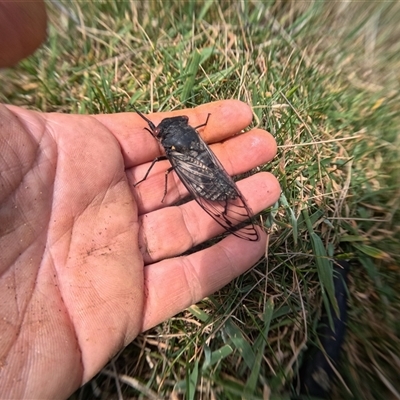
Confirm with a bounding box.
[223,198,229,216]
[193,113,211,130]
[134,156,168,186]
[161,166,175,203]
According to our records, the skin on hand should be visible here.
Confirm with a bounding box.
[0,100,281,398]
[0,0,47,67]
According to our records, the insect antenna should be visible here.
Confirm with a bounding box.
[132,106,157,135]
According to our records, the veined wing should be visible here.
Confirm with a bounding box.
[168,145,259,241]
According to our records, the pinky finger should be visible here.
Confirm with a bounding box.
[140,227,266,332]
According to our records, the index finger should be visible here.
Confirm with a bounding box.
[93,100,253,167]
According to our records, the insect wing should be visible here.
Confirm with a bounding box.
[168,140,259,241]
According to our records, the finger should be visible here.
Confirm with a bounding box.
[131,128,277,215]
[0,1,47,67]
[139,172,280,264]
[141,227,266,331]
[94,100,253,166]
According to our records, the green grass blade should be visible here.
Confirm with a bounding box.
[187,360,199,400]
[224,318,255,369]
[303,209,338,317]
[243,298,274,397]
[202,344,233,370]
[180,50,201,103]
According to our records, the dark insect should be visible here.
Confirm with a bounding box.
[133,107,259,241]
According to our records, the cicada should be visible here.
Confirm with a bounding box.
[133,108,259,241]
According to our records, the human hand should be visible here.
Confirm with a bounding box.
[0,0,47,68]
[0,100,280,398]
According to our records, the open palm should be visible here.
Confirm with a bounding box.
[0,100,280,398]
